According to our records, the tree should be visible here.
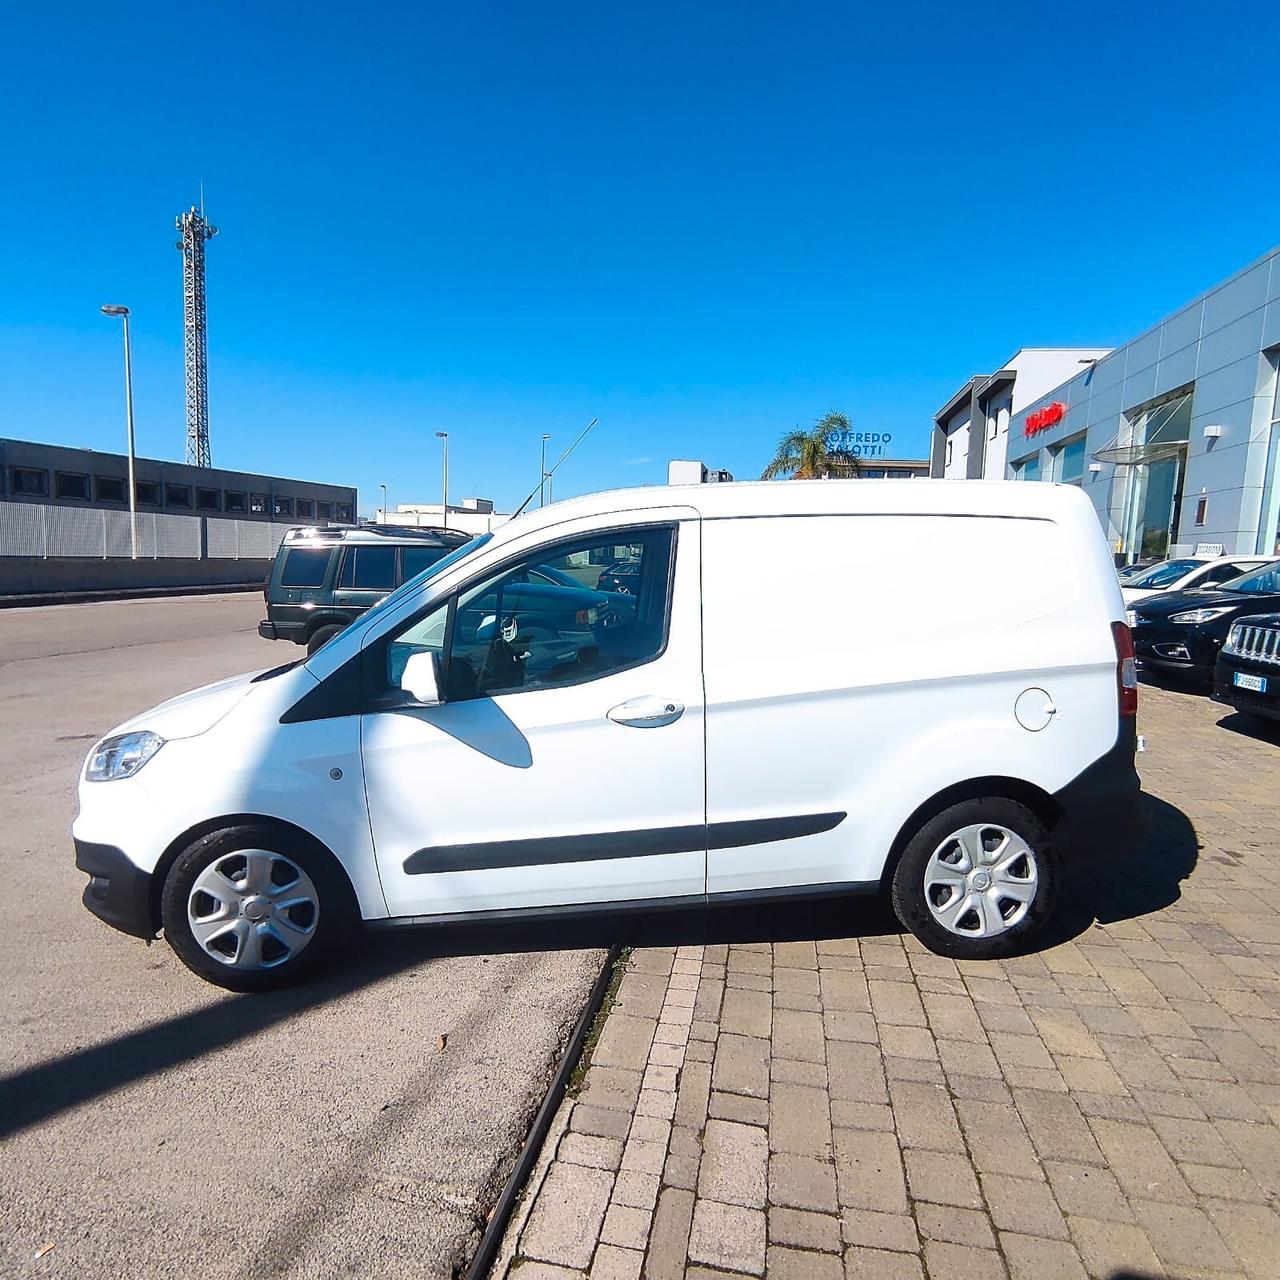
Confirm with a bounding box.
[760,411,862,480]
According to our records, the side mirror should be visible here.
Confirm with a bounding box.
[400,650,443,706]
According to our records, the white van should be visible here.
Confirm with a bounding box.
[75,480,1140,991]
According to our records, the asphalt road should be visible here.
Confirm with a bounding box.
[0,592,606,1280]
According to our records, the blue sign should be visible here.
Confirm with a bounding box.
[827,429,892,458]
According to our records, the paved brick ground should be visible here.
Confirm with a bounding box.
[496,687,1280,1280]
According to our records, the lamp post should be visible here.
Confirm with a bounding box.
[380,483,388,522]
[436,431,449,528]
[100,305,138,559]
[540,433,551,508]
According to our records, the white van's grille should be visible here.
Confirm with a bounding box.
[1225,622,1280,664]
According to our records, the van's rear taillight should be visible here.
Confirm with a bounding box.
[1112,621,1138,718]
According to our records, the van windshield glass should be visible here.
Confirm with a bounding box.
[355,533,493,627]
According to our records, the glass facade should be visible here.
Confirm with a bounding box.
[1053,435,1087,485]
[1119,393,1192,562]
[1259,368,1280,555]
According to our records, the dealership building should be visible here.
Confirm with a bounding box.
[931,246,1280,562]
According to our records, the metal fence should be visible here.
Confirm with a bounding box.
[0,501,299,560]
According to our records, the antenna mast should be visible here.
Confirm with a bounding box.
[176,205,218,467]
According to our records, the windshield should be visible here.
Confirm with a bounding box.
[1221,563,1280,596]
[1126,558,1203,588]
[353,533,493,628]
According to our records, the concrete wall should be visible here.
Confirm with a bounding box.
[0,557,269,598]
[1007,247,1280,557]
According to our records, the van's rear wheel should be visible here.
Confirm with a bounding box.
[307,625,344,655]
[160,824,356,991]
[890,798,1057,960]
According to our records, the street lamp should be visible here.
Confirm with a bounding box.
[100,305,138,559]
[540,434,551,508]
[380,483,388,522]
[435,432,449,529]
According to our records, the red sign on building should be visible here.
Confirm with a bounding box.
[1024,402,1066,437]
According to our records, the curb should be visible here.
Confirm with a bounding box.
[0,582,264,609]
[464,944,622,1280]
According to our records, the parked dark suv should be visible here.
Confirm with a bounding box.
[1213,614,1280,723]
[259,525,469,654]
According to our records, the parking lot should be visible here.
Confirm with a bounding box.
[0,593,604,1279]
[500,679,1280,1280]
[5,594,1280,1280]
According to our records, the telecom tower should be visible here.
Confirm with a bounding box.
[176,206,218,467]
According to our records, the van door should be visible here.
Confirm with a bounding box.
[360,515,706,918]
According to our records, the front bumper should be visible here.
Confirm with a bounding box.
[1131,624,1220,677]
[1053,719,1143,858]
[76,838,157,939]
[1212,652,1280,721]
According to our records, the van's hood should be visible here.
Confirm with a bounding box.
[107,669,264,742]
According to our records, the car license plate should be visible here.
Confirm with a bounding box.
[1125,610,1136,627]
[1234,672,1267,693]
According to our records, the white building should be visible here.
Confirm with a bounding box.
[931,246,1280,562]
[932,348,1113,481]
[375,498,510,536]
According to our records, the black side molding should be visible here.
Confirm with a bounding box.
[403,811,845,875]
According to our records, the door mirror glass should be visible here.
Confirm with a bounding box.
[400,650,443,706]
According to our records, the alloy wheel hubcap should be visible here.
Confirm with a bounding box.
[923,823,1038,938]
[188,849,320,970]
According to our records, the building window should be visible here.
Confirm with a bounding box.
[1257,357,1280,554]
[296,498,316,519]
[1052,435,1087,485]
[10,466,48,496]
[273,496,294,517]
[250,493,268,514]
[316,501,333,519]
[135,480,161,506]
[95,476,127,503]
[1195,495,1208,527]
[224,491,246,513]
[165,484,193,509]
[196,487,221,512]
[1014,455,1042,482]
[944,440,953,467]
[55,472,90,500]
[336,502,353,522]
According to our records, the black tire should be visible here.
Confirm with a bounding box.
[307,624,345,656]
[890,797,1058,960]
[160,823,357,992]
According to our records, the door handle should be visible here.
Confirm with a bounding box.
[607,696,685,728]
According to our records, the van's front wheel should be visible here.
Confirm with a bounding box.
[160,824,356,991]
[890,798,1057,960]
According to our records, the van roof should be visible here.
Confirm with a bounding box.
[494,478,1093,544]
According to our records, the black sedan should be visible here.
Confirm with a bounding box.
[1213,613,1280,722]
[1128,561,1280,684]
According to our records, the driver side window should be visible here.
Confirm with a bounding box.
[390,526,675,702]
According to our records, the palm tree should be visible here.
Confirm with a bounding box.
[760,411,862,480]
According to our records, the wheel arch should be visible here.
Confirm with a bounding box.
[878,776,1062,895]
[147,813,360,935]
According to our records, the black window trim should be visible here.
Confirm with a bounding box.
[280,520,682,724]
[378,520,681,709]
[10,466,49,496]
[94,475,129,504]
[54,470,91,500]
[196,486,223,512]
[224,490,247,512]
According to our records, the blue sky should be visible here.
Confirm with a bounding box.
[1,1,1274,513]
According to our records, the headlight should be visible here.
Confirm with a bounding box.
[85,731,165,781]
[1168,606,1234,624]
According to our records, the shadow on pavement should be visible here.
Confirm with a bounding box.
[2,791,1196,1139]
[1215,709,1280,746]
[1042,792,1199,949]
[0,894,896,1142]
